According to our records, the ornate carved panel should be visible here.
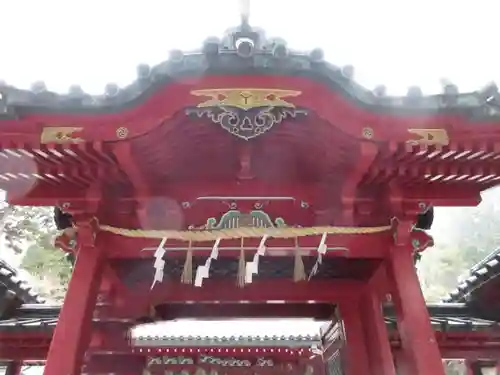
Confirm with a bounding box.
[186,88,308,140]
[203,210,286,230]
[40,127,83,144]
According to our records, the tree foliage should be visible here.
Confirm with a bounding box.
[419,187,500,302]
[0,201,71,300]
[0,204,55,253]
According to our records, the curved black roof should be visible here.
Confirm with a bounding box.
[0,259,44,319]
[0,23,499,119]
[443,248,500,303]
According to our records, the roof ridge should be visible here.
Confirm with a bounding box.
[1,26,499,118]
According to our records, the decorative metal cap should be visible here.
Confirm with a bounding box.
[31,81,47,94]
[309,48,324,63]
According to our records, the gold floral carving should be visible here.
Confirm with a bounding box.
[190,88,301,110]
[362,127,374,139]
[116,127,129,139]
[40,127,84,144]
[406,128,449,150]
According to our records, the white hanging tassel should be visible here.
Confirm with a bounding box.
[195,238,221,287]
[151,238,167,289]
[181,241,193,284]
[237,238,246,288]
[293,237,306,282]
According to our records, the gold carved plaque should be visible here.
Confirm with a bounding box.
[190,88,301,110]
[186,88,307,140]
[41,127,84,144]
[406,128,449,150]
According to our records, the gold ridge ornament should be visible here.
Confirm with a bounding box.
[186,88,308,140]
[406,128,449,151]
[190,88,301,110]
[41,127,84,144]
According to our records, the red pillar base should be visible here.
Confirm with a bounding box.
[360,284,396,375]
[339,295,371,375]
[5,361,21,375]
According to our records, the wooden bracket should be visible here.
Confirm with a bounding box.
[392,218,434,252]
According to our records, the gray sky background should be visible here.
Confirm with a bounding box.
[0,0,497,95]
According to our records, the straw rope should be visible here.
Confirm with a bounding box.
[98,224,392,241]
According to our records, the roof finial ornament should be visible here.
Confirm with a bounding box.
[239,0,251,30]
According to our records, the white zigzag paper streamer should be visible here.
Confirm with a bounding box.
[195,238,221,287]
[151,238,167,289]
[245,235,268,284]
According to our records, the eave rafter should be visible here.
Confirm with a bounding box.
[0,141,125,194]
[363,140,500,190]
[112,141,148,194]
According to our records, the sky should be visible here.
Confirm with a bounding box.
[1,0,500,347]
[0,0,499,95]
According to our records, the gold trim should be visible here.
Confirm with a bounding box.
[40,127,83,144]
[190,88,301,110]
[362,127,374,139]
[406,128,449,147]
[116,127,129,139]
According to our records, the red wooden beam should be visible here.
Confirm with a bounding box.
[155,303,336,320]
[129,279,363,305]
[3,340,500,362]
[101,232,394,259]
[84,352,317,374]
[0,347,49,360]
[392,345,500,361]
[3,334,500,361]
[9,181,482,209]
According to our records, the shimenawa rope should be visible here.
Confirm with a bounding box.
[98,224,391,241]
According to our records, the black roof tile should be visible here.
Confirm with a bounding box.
[0,24,499,119]
[0,303,497,340]
[443,248,500,303]
[0,260,44,307]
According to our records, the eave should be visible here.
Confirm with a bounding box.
[443,247,500,303]
[2,303,500,361]
[1,302,498,334]
[1,52,500,120]
[0,260,43,313]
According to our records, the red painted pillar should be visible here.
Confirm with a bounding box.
[386,240,444,375]
[360,285,397,375]
[5,361,21,375]
[339,296,371,375]
[464,360,476,375]
[43,224,105,375]
[393,351,412,375]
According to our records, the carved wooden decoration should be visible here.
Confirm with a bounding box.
[204,210,286,230]
[406,128,449,151]
[186,88,308,140]
[40,127,84,144]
